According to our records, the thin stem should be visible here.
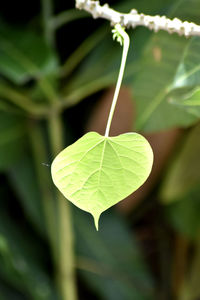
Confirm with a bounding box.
[30,117,77,300]
[29,121,58,264]
[61,73,115,108]
[48,114,77,300]
[41,0,55,47]
[0,100,23,115]
[172,235,189,298]
[60,26,107,77]
[50,9,88,30]
[182,234,200,299]
[0,84,48,116]
[59,60,139,110]
[104,25,130,137]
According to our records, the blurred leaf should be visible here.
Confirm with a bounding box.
[132,0,200,132]
[8,154,46,235]
[167,86,200,118]
[0,189,58,300]
[74,209,155,300]
[119,0,174,14]
[179,236,200,300]
[172,37,200,90]
[0,112,26,170]
[0,98,23,114]
[168,86,200,106]
[165,35,200,118]
[0,21,58,84]
[165,187,200,239]
[172,87,200,107]
[161,123,200,203]
[0,279,26,300]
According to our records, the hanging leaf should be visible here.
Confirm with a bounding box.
[51,132,153,229]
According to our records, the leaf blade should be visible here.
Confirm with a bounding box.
[51,132,153,228]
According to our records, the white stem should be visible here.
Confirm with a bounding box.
[76,0,200,37]
[104,25,130,137]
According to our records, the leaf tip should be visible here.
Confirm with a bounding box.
[93,212,101,231]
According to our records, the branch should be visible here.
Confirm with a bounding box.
[75,0,200,37]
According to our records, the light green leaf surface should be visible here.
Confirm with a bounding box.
[51,132,153,229]
[177,88,200,106]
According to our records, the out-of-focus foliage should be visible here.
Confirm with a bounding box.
[132,0,200,131]
[1,0,200,299]
[0,23,58,84]
[74,209,155,300]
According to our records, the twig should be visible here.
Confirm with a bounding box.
[75,0,200,37]
[50,9,88,30]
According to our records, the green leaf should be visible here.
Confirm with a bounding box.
[0,22,58,84]
[160,123,200,203]
[0,280,25,300]
[169,87,200,106]
[0,188,58,300]
[51,132,153,229]
[172,37,200,90]
[166,36,200,116]
[132,0,200,132]
[165,187,200,239]
[8,154,46,235]
[0,112,26,170]
[133,32,198,132]
[176,88,200,106]
[167,87,200,117]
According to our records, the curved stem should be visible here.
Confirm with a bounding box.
[104,25,130,137]
[50,9,88,30]
[60,26,107,78]
[0,84,48,116]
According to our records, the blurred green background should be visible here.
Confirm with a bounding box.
[1,0,200,299]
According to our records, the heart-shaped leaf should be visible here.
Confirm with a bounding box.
[51,132,153,229]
